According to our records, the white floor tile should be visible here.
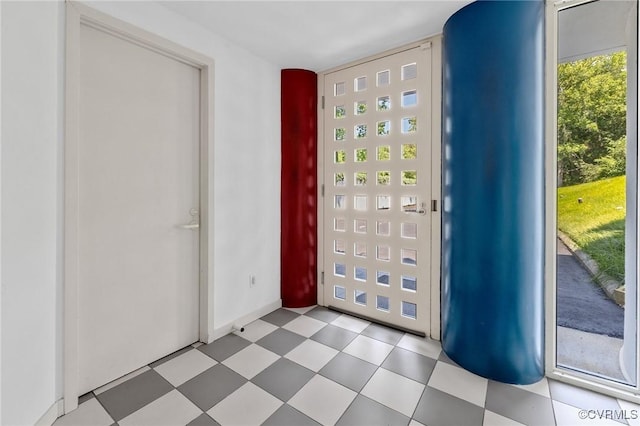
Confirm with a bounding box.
[222,344,279,379]
[282,315,327,337]
[409,420,427,426]
[154,349,217,386]
[483,410,526,426]
[234,319,278,342]
[428,362,488,407]
[289,375,357,425]
[618,399,640,426]
[396,334,442,359]
[119,390,201,426]
[552,400,622,426]
[208,382,282,425]
[330,314,370,333]
[93,366,151,395]
[343,335,394,365]
[53,399,113,426]
[191,342,204,348]
[361,368,425,417]
[285,339,339,372]
[284,306,316,314]
[512,377,550,398]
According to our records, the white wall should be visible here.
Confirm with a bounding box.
[1,2,64,425]
[1,1,281,423]
[83,0,282,333]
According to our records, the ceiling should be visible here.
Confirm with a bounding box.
[558,0,636,63]
[160,1,473,71]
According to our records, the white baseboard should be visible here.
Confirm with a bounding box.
[35,399,64,426]
[210,299,282,342]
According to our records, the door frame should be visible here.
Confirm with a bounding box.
[64,1,214,413]
[316,37,442,340]
[544,0,640,402]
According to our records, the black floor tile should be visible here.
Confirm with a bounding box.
[261,309,300,327]
[256,328,306,356]
[177,364,247,411]
[486,380,555,426]
[310,325,358,351]
[95,369,173,421]
[319,352,377,392]
[304,306,342,323]
[198,334,250,362]
[336,395,410,426]
[262,404,321,426]
[361,323,404,345]
[251,358,315,402]
[186,413,221,426]
[413,386,485,426]
[382,347,436,384]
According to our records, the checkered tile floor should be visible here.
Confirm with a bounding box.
[54,306,639,426]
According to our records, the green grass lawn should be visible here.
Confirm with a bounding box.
[558,175,626,282]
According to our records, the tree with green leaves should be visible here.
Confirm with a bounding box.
[558,51,627,185]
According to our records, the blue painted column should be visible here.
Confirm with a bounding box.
[442,0,545,384]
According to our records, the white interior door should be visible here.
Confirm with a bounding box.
[77,23,200,394]
[322,45,436,336]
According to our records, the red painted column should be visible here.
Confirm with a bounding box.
[281,69,318,307]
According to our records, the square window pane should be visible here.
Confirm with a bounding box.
[402,144,417,159]
[402,170,417,186]
[402,90,417,107]
[376,221,390,236]
[401,249,417,266]
[355,266,367,282]
[355,147,367,161]
[402,275,417,292]
[377,120,390,136]
[377,171,390,186]
[401,63,417,80]
[377,245,390,262]
[335,128,346,141]
[335,172,345,186]
[377,70,390,86]
[354,242,367,258]
[401,222,417,239]
[355,101,367,115]
[377,271,390,286]
[402,117,417,133]
[377,145,390,161]
[401,196,417,212]
[334,285,346,300]
[377,195,390,210]
[334,150,346,164]
[334,263,346,277]
[354,172,367,186]
[354,195,367,211]
[377,295,390,312]
[334,240,346,255]
[335,105,346,119]
[377,96,390,111]
[335,82,346,96]
[401,301,417,319]
[355,290,367,306]
[335,195,346,209]
[355,125,367,139]
[355,76,367,92]
[354,219,367,234]
[334,217,346,232]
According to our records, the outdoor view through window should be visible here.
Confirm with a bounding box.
[556,0,637,385]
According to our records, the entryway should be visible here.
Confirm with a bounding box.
[64,3,214,411]
[319,40,442,338]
